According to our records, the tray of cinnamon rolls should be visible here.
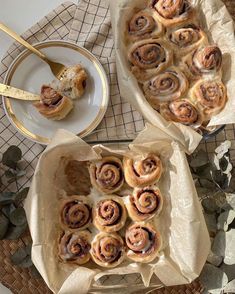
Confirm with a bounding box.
[119,0,230,133]
[57,153,164,267]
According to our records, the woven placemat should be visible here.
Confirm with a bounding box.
[0,0,234,293]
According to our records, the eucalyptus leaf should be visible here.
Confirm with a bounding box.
[20,255,33,268]
[223,279,235,293]
[207,251,223,266]
[200,264,228,293]
[190,150,209,168]
[202,198,218,213]
[4,223,27,240]
[1,204,16,218]
[220,156,229,172]
[30,265,41,279]
[212,170,229,190]
[9,207,27,226]
[224,229,235,265]
[5,170,16,178]
[217,210,235,231]
[0,192,15,205]
[2,146,22,169]
[25,244,32,255]
[10,247,28,265]
[198,178,216,189]
[211,231,226,258]
[0,212,9,239]
[220,263,235,281]
[204,213,217,236]
[14,187,29,206]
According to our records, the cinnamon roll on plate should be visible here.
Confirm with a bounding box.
[190,79,227,120]
[125,223,162,263]
[91,232,125,267]
[149,0,195,27]
[34,85,73,120]
[58,230,91,265]
[89,156,124,194]
[166,22,208,57]
[126,8,164,43]
[93,196,127,233]
[143,66,189,110]
[60,196,92,231]
[160,98,202,127]
[128,38,173,82]
[127,186,163,222]
[181,45,223,81]
[123,153,162,188]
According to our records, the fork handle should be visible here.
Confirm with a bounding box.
[0,22,48,62]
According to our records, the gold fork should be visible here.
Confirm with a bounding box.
[0,22,68,80]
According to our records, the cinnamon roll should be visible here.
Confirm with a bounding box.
[191,79,227,119]
[127,186,163,221]
[125,223,161,263]
[167,23,208,57]
[160,98,201,127]
[91,232,125,267]
[123,153,162,188]
[126,8,164,43]
[58,230,91,265]
[143,67,189,110]
[89,157,124,194]
[128,38,173,82]
[181,45,223,81]
[60,196,92,231]
[93,196,127,233]
[149,0,194,27]
[34,85,73,120]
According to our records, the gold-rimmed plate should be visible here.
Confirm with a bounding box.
[2,40,109,144]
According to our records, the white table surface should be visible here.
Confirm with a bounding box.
[0,0,76,293]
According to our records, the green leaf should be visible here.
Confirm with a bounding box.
[0,192,15,205]
[212,231,226,258]
[204,213,217,236]
[9,207,27,226]
[1,204,16,218]
[14,187,29,206]
[0,212,9,239]
[202,198,218,213]
[190,149,209,168]
[19,255,33,268]
[198,178,216,189]
[220,157,229,172]
[217,210,235,231]
[212,170,229,189]
[207,250,223,267]
[4,223,27,240]
[2,146,22,169]
[5,170,16,178]
[220,263,235,281]
[10,247,28,265]
[30,265,41,279]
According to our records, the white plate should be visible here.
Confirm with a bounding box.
[2,40,109,144]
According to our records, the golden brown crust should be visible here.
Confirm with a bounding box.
[58,230,91,265]
[126,8,164,43]
[128,38,173,82]
[34,85,73,120]
[127,186,163,221]
[123,153,162,188]
[90,232,125,267]
[190,79,227,120]
[89,157,124,194]
[143,66,189,110]
[160,98,202,127]
[59,196,92,231]
[125,222,162,263]
[181,45,223,81]
[149,0,195,27]
[93,195,127,233]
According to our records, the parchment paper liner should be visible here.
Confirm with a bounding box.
[24,124,210,294]
[110,0,235,152]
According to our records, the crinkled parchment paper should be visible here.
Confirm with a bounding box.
[24,124,210,294]
[110,0,235,151]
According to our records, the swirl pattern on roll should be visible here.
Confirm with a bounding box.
[89,157,124,194]
[60,196,91,231]
[191,79,227,118]
[127,186,163,221]
[58,231,91,265]
[128,39,173,82]
[160,98,201,126]
[182,45,223,80]
[127,9,163,41]
[150,0,194,27]
[143,67,188,108]
[123,153,162,188]
[125,223,161,262]
[91,233,125,267]
[93,196,127,232]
